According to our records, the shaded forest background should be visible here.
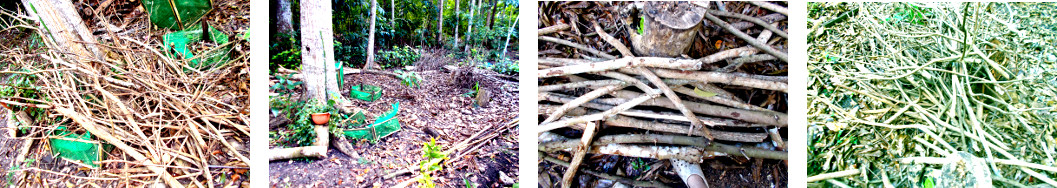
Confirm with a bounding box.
[269,0,520,73]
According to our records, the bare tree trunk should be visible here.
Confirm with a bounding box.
[365,0,378,69]
[22,0,101,61]
[276,0,294,34]
[452,0,460,48]
[300,0,337,101]
[390,0,395,45]
[463,0,476,52]
[437,0,444,44]
[500,15,518,58]
[486,0,498,29]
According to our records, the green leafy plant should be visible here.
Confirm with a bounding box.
[0,70,48,126]
[631,158,650,171]
[637,16,646,35]
[283,99,333,147]
[462,175,476,188]
[394,70,421,88]
[479,59,519,75]
[886,3,932,25]
[377,46,420,69]
[269,32,301,73]
[270,74,302,96]
[417,138,448,188]
[462,82,480,98]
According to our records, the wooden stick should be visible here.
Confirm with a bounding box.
[807,169,860,182]
[601,115,766,142]
[54,107,184,188]
[748,1,788,15]
[706,10,787,38]
[699,46,760,64]
[671,85,771,111]
[560,121,597,188]
[647,68,787,91]
[538,57,702,78]
[539,80,624,92]
[539,35,618,60]
[540,94,773,128]
[540,84,626,125]
[537,92,659,133]
[608,90,788,126]
[703,13,788,62]
[594,22,634,57]
[637,67,713,140]
[538,23,570,36]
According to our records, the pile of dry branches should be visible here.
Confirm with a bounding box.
[0,4,248,187]
[537,1,787,187]
[808,2,1057,187]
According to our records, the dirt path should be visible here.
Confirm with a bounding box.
[270,69,520,187]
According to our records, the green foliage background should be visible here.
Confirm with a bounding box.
[269,0,519,71]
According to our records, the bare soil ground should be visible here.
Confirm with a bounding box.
[269,57,520,187]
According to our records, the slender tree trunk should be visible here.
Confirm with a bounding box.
[300,0,337,101]
[437,0,444,45]
[390,0,395,45]
[276,0,294,34]
[464,0,476,52]
[452,0,460,48]
[500,15,518,58]
[487,0,498,29]
[366,0,378,69]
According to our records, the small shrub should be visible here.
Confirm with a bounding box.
[270,74,302,96]
[417,138,447,188]
[377,46,420,69]
[269,32,301,73]
[285,99,333,147]
[479,59,519,76]
[394,70,422,88]
[462,82,480,98]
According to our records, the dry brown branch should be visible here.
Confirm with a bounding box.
[539,80,624,92]
[600,115,766,142]
[561,121,597,188]
[703,13,788,62]
[593,22,634,57]
[646,68,788,91]
[538,23,570,36]
[539,35,617,60]
[707,10,788,38]
[608,90,787,126]
[538,57,702,78]
[537,92,659,133]
[747,1,788,15]
[54,107,183,188]
[539,92,774,128]
[636,67,713,140]
[540,84,626,125]
[807,169,860,183]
